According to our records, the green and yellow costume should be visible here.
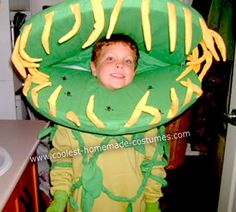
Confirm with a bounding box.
[11,0,226,211]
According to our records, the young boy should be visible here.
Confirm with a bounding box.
[47,34,166,212]
[90,34,139,90]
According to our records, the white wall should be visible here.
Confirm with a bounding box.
[30,0,63,15]
[0,0,16,119]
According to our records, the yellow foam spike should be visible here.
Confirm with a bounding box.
[183,7,192,55]
[23,75,32,96]
[106,0,124,39]
[20,24,42,63]
[86,95,105,128]
[66,111,81,127]
[141,0,152,51]
[82,0,105,48]
[11,37,27,78]
[59,4,81,44]
[209,29,227,61]
[167,88,179,119]
[48,85,63,117]
[125,91,161,128]
[31,82,52,108]
[167,2,177,52]
[199,17,220,61]
[42,12,55,54]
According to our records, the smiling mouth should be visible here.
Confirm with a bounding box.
[110,73,125,79]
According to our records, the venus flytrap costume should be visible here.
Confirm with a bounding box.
[11,0,226,211]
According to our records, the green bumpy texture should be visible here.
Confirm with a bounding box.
[21,0,204,135]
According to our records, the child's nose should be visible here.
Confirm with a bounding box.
[116,61,123,69]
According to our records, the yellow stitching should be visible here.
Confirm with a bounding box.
[23,75,32,96]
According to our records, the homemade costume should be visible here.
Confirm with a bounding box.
[11,0,226,211]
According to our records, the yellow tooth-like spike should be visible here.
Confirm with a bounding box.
[199,17,220,61]
[106,0,124,39]
[31,75,49,84]
[86,95,105,128]
[125,91,161,127]
[198,50,213,82]
[82,0,105,49]
[209,29,227,61]
[11,37,27,78]
[141,0,152,51]
[28,68,50,79]
[167,2,177,52]
[183,7,192,55]
[58,4,81,44]
[142,106,162,125]
[31,82,52,108]
[66,111,81,127]
[181,79,203,97]
[176,66,193,81]
[42,12,55,54]
[23,75,32,96]
[125,91,150,128]
[181,78,193,106]
[167,88,179,119]
[20,24,43,63]
[48,85,63,117]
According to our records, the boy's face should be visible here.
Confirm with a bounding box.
[91,42,136,90]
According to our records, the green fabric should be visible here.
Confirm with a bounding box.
[127,203,133,212]
[146,202,161,212]
[46,190,68,212]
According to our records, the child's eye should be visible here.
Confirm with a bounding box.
[106,56,115,62]
[124,59,133,65]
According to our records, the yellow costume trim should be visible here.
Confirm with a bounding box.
[66,111,81,127]
[199,17,219,61]
[48,85,63,117]
[28,68,50,79]
[23,75,32,96]
[42,12,55,54]
[32,82,52,108]
[11,37,27,78]
[141,0,152,51]
[125,91,161,128]
[167,88,179,119]
[106,0,124,39]
[20,24,42,63]
[209,29,226,61]
[167,2,177,52]
[86,95,105,128]
[180,79,203,97]
[176,66,193,81]
[82,0,105,48]
[58,4,81,44]
[183,7,192,55]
